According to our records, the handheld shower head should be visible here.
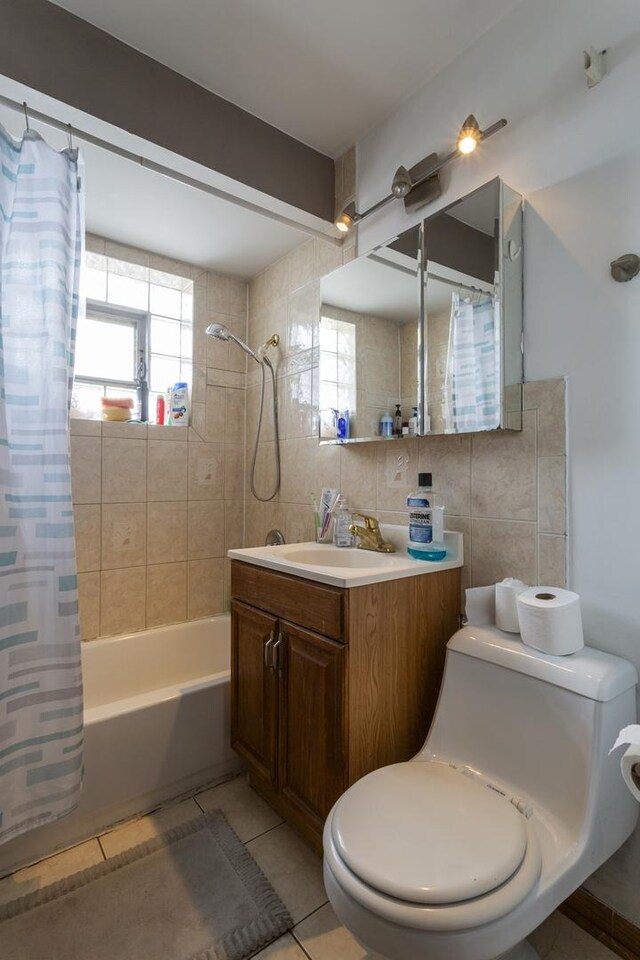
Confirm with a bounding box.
[205,322,259,363]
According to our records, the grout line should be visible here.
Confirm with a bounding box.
[243,821,286,846]
[290,928,315,960]
[96,836,108,861]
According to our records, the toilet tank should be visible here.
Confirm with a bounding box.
[421,626,638,852]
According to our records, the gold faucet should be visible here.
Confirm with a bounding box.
[349,513,396,553]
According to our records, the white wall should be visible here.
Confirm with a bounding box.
[356,0,640,922]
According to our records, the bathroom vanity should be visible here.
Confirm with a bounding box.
[229,532,462,850]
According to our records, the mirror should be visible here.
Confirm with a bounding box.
[318,177,523,443]
[423,178,523,434]
[318,224,423,442]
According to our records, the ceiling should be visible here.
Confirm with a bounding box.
[49,0,520,158]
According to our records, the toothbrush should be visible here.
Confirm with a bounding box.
[311,494,321,539]
[320,492,339,540]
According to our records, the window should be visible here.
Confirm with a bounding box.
[319,314,357,422]
[72,252,193,420]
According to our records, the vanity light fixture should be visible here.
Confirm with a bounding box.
[335,201,361,233]
[335,114,507,233]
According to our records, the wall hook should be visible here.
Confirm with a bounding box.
[610,254,640,283]
[584,47,606,87]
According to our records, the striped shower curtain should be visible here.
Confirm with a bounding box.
[0,124,84,845]
[443,292,501,433]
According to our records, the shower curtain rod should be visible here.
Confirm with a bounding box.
[0,92,341,247]
[426,271,494,296]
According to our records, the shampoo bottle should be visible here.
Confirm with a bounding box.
[169,382,189,427]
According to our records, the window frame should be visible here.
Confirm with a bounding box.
[75,299,150,422]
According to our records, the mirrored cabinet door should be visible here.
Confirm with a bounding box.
[422,178,523,435]
[318,224,422,443]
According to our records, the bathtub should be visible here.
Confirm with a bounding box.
[0,614,242,878]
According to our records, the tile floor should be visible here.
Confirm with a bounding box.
[0,774,619,960]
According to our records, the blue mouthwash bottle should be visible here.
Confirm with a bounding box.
[407,473,446,561]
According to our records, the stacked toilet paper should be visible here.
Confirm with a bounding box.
[610,726,640,803]
[516,587,583,655]
[495,578,528,632]
[465,579,584,656]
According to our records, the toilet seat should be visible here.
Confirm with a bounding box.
[332,761,528,905]
[324,761,542,932]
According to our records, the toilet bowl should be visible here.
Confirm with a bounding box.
[323,626,639,960]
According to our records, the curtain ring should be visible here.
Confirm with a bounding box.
[67,123,74,151]
[22,101,30,132]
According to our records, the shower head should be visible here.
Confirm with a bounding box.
[205,322,259,363]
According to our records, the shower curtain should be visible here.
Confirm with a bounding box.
[443,292,501,433]
[0,123,84,845]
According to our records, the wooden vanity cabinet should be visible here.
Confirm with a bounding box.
[230,559,460,851]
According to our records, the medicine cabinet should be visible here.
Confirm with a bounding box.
[318,177,523,443]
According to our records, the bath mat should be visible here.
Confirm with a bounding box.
[0,811,293,960]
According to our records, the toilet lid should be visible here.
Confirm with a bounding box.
[331,761,528,905]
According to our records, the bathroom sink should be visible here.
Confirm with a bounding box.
[228,527,463,588]
[278,546,398,568]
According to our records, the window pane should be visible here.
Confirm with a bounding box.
[320,319,337,351]
[150,283,182,319]
[181,291,193,321]
[75,316,136,381]
[107,273,148,310]
[181,324,193,360]
[150,269,186,291]
[150,354,181,393]
[151,316,181,356]
[320,351,337,380]
[108,258,148,283]
[85,266,106,301]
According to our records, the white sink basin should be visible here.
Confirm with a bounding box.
[278,546,398,568]
[228,527,463,588]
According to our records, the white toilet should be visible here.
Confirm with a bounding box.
[323,625,638,960]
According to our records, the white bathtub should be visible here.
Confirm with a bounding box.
[0,615,241,878]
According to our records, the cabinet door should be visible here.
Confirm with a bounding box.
[277,621,346,829]
[231,601,278,788]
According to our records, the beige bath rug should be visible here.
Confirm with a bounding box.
[0,811,293,960]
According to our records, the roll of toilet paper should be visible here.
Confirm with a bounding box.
[610,726,640,803]
[516,586,583,655]
[465,585,495,626]
[495,578,528,633]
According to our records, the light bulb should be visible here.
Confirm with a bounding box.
[457,114,481,155]
[335,203,358,233]
[458,135,478,155]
